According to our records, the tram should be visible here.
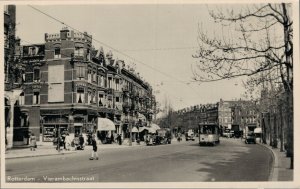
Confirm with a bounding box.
[198,123,220,146]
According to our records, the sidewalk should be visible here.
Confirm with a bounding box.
[5,143,76,159]
[5,140,147,159]
[259,143,293,181]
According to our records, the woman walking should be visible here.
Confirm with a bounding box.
[89,134,99,160]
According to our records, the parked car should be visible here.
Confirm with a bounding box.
[245,132,256,144]
[156,129,172,144]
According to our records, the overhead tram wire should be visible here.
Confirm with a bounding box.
[27,5,203,96]
[21,38,194,111]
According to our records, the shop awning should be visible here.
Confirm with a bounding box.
[150,123,160,130]
[147,127,156,133]
[138,113,147,122]
[74,123,83,127]
[139,126,147,132]
[131,127,139,133]
[97,118,116,131]
[254,127,262,134]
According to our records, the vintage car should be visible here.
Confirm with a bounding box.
[185,129,195,141]
[156,129,172,144]
[245,132,256,144]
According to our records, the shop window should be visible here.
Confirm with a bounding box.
[54,47,61,59]
[76,87,85,103]
[33,68,40,82]
[76,66,86,79]
[33,92,40,105]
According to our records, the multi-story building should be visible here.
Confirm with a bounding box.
[218,99,234,130]
[9,28,155,146]
[4,5,28,148]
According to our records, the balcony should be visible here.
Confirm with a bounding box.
[107,88,114,95]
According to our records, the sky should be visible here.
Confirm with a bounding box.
[15,4,249,112]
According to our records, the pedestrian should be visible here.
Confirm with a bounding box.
[65,133,72,151]
[79,134,84,150]
[30,133,37,151]
[90,134,99,160]
[61,132,66,150]
[117,134,122,145]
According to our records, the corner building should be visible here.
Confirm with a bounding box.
[20,28,155,143]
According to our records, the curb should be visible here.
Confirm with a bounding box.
[5,151,77,160]
[257,143,279,181]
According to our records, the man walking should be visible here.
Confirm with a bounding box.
[90,134,99,160]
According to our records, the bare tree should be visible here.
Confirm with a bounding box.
[193,3,293,168]
[193,3,292,93]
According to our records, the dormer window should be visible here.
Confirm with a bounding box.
[29,47,37,55]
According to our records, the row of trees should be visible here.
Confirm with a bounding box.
[192,3,293,169]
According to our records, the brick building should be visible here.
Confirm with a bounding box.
[8,28,155,146]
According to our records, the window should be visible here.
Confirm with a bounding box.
[25,73,33,83]
[76,87,85,103]
[33,92,40,105]
[98,93,104,107]
[87,91,92,105]
[108,77,112,88]
[115,79,119,91]
[74,47,84,57]
[19,92,25,105]
[76,66,86,79]
[100,76,104,87]
[86,49,90,60]
[88,70,92,83]
[54,48,61,59]
[107,95,113,108]
[92,72,97,82]
[116,96,120,103]
[29,47,37,56]
[33,68,40,82]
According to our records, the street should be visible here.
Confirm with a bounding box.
[6,138,273,182]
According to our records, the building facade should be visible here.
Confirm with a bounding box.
[9,28,155,146]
